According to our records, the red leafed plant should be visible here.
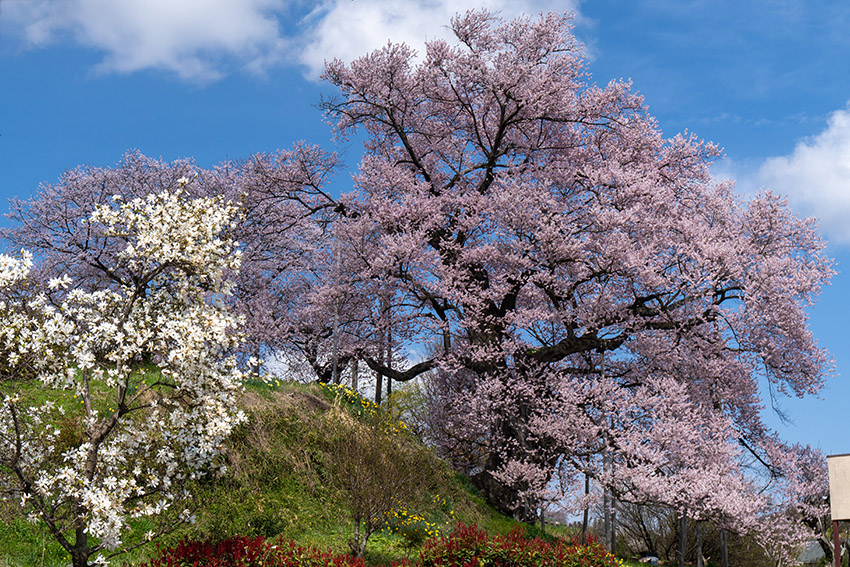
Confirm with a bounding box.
[136,535,367,567]
[135,524,618,567]
[420,523,619,567]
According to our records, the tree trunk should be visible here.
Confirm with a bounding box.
[331,245,341,384]
[470,384,552,523]
[678,513,687,567]
[581,472,590,545]
[350,358,359,393]
[386,319,392,401]
[472,465,537,521]
[350,518,364,558]
[254,343,262,378]
[374,367,383,405]
[816,534,833,564]
[604,486,611,551]
[696,520,703,567]
[610,497,617,553]
[71,525,89,567]
[603,447,612,552]
[720,528,728,567]
[71,551,88,567]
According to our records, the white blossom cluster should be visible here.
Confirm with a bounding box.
[0,190,246,565]
[0,250,32,287]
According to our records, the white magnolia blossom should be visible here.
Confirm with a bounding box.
[0,190,246,566]
[0,250,33,287]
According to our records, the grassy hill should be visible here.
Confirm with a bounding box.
[0,380,539,567]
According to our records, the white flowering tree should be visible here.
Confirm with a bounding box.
[0,187,246,567]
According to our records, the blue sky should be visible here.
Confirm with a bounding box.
[2,0,849,455]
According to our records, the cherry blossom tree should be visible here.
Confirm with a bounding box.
[0,188,245,567]
[220,146,429,391]
[218,145,356,381]
[1,148,368,386]
[1,10,834,554]
[791,445,832,561]
[2,151,215,292]
[748,442,832,565]
[319,7,835,532]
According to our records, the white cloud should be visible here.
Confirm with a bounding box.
[2,0,580,82]
[296,0,580,79]
[758,107,850,246]
[4,0,290,82]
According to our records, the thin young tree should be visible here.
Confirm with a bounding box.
[320,404,434,557]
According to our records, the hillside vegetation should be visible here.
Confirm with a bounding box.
[0,381,537,567]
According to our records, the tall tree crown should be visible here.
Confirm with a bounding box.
[320,9,833,528]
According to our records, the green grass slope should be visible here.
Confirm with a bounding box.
[0,381,532,567]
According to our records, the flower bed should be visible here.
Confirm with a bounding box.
[137,524,620,567]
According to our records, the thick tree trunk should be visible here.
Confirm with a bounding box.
[472,466,538,522]
[470,402,553,523]
[71,551,88,567]
[462,347,563,524]
[678,513,687,567]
